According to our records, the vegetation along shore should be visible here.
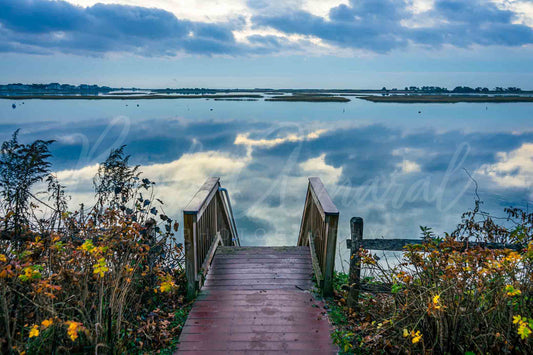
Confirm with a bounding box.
[359,95,533,103]
[0,94,263,100]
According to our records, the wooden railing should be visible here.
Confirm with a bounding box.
[297,177,339,296]
[183,177,239,298]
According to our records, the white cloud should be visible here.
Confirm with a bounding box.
[408,0,435,14]
[65,0,249,22]
[55,150,250,214]
[492,0,533,26]
[396,159,422,174]
[299,153,343,185]
[476,143,533,189]
[234,128,327,148]
[302,0,349,18]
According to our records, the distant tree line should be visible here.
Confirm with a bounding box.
[0,83,114,92]
[381,86,524,93]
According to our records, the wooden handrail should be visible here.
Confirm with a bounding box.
[183,177,239,298]
[297,177,339,296]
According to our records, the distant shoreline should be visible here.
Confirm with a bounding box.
[0,94,263,100]
[2,93,533,103]
[359,95,533,103]
[266,95,350,102]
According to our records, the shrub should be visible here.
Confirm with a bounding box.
[0,132,187,354]
[331,204,533,354]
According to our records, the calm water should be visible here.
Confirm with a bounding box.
[1,98,532,268]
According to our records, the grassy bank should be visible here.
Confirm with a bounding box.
[358,95,533,103]
[266,95,350,102]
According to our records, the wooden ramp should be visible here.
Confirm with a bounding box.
[176,246,338,354]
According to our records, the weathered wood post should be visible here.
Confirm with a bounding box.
[347,217,363,309]
[183,212,197,300]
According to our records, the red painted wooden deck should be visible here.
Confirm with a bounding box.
[176,246,338,354]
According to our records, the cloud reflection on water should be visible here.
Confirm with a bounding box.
[0,100,532,268]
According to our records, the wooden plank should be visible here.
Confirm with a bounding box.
[213,253,311,259]
[205,274,313,280]
[184,177,220,214]
[212,258,311,264]
[178,340,337,352]
[362,238,524,251]
[180,332,332,342]
[195,295,318,302]
[177,350,331,355]
[181,324,331,334]
[190,305,323,312]
[183,317,331,327]
[195,292,319,301]
[187,310,327,319]
[203,279,313,286]
[213,255,310,260]
[196,289,316,296]
[201,285,313,290]
[207,268,313,274]
[360,282,393,293]
[211,262,310,268]
[217,246,308,253]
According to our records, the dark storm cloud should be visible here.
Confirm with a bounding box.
[0,0,260,56]
[253,0,533,52]
[1,0,532,56]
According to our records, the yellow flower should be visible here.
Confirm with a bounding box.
[0,254,6,262]
[432,294,441,309]
[92,258,109,277]
[513,315,532,340]
[518,322,532,340]
[65,321,81,341]
[156,273,176,293]
[41,319,53,328]
[411,330,422,344]
[503,251,522,264]
[404,329,422,344]
[505,285,522,297]
[19,266,42,281]
[79,239,95,253]
[29,325,39,338]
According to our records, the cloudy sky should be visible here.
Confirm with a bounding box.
[1,0,533,88]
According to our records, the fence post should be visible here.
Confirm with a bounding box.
[347,217,363,309]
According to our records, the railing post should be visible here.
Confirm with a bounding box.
[347,217,363,309]
[184,213,197,300]
[323,214,338,297]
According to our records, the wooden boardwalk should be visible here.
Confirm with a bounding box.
[176,246,338,354]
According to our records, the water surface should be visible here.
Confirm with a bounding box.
[1,98,531,268]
